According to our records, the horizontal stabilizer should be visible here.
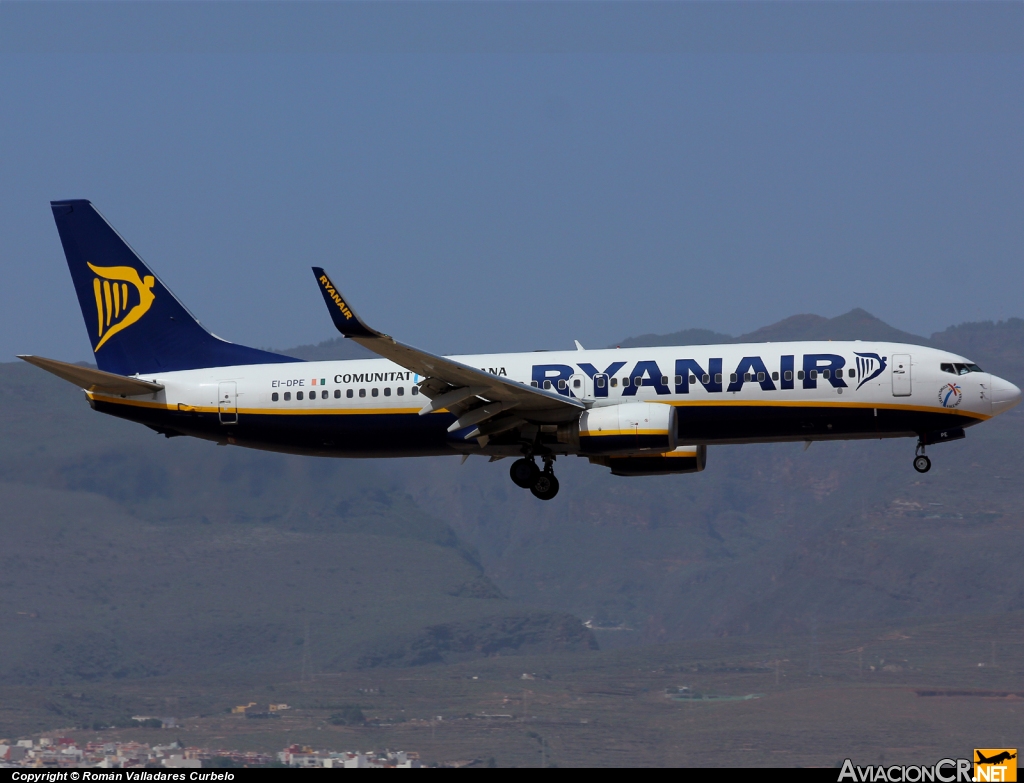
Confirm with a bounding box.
[18,355,164,396]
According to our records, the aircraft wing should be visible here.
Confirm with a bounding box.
[311,268,583,431]
[19,355,164,395]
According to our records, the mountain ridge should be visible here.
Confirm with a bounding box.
[2,308,1022,693]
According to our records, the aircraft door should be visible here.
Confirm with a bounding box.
[218,381,238,424]
[891,354,911,397]
[569,372,591,400]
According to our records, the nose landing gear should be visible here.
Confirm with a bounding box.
[913,441,931,473]
[509,454,559,500]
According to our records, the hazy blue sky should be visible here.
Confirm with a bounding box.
[2,2,1021,362]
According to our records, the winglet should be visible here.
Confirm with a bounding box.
[311,267,379,339]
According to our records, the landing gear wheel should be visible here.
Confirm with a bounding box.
[913,455,931,473]
[530,471,560,501]
[510,458,539,489]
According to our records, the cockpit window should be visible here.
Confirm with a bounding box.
[942,362,983,375]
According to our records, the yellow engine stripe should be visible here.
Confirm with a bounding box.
[581,429,670,437]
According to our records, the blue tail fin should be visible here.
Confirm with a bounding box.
[51,200,299,375]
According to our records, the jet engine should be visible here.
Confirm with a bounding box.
[589,445,707,476]
[556,402,677,455]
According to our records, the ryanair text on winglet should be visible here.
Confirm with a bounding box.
[319,275,353,321]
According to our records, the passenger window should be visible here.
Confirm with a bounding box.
[771,371,779,381]
[797,370,805,380]
[531,380,539,387]
[835,369,843,378]
[359,389,366,398]
[334,389,340,398]
[848,368,856,378]
[297,391,304,400]
[743,373,751,382]
[384,388,391,396]
[689,375,696,385]
[784,371,792,381]
[346,389,353,398]
[557,379,567,390]
[661,376,669,386]
[411,387,419,396]
[702,374,710,384]
[757,372,765,382]
[822,370,830,379]
[730,373,738,383]
[810,370,818,380]
[272,392,279,402]
[610,377,618,387]
[714,373,722,384]
[372,388,379,397]
[322,390,328,399]
[284,392,291,401]
[543,380,552,390]
[397,387,404,396]
[633,377,642,387]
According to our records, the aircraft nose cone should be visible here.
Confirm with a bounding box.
[991,375,1022,414]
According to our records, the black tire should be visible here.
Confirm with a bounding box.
[913,455,931,473]
[510,458,539,489]
[530,472,560,501]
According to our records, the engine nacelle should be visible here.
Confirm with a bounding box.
[590,445,707,476]
[557,402,677,455]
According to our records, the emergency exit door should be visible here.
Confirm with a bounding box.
[218,381,238,424]
[568,373,591,400]
[891,354,911,397]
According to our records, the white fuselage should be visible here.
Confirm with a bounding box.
[85,340,1020,460]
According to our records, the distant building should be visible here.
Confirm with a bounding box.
[6,735,419,770]
[162,755,201,768]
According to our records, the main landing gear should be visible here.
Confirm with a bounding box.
[510,455,560,500]
[913,440,931,474]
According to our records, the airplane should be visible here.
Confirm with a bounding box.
[19,200,1022,501]
[976,752,1016,765]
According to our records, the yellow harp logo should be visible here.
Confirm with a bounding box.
[88,263,156,351]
